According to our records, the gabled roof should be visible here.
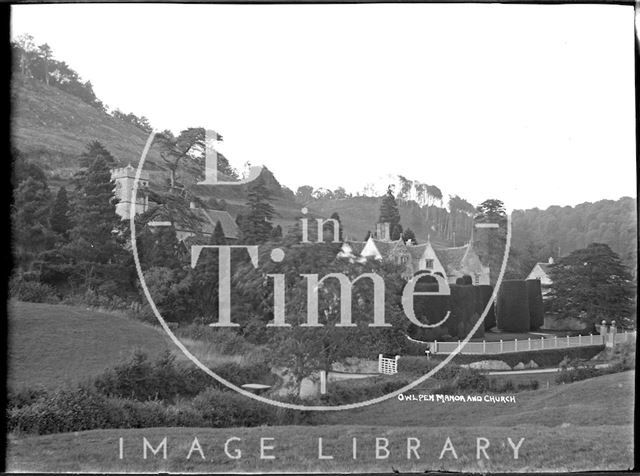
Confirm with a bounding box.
[345,240,366,255]
[432,244,468,275]
[146,204,239,239]
[535,263,552,275]
[372,238,407,257]
[189,208,239,239]
[407,243,428,260]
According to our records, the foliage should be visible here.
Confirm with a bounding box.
[50,186,72,240]
[546,243,635,328]
[526,279,544,330]
[378,185,402,239]
[496,280,530,332]
[239,176,275,244]
[9,275,59,303]
[317,375,413,405]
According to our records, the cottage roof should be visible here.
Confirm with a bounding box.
[345,240,366,255]
[407,243,428,260]
[432,244,468,275]
[536,263,552,275]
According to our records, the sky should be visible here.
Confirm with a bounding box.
[11,3,636,211]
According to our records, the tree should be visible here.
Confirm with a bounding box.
[295,185,314,203]
[38,43,53,85]
[15,34,36,77]
[473,198,508,286]
[271,224,283,241]
[328,212,343,242]
[239,176,275,244]
[378,185,401,233]
[65,141,129,294]
[11,175,54,270]
[546,243,635,328]
[50,186,72,240]
[403,228,417,244]
[157,127,206,188]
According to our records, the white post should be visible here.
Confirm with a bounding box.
[590,333,593,345]
[528,338,531,350]
[514,338,518,351]
[320,370,327,395]
[567,335,570,347]
[554,336,558,348]
[541,336,544,350]
[434,340,438,353]
[500,340,503,353]
[578,334,581,345]
[458,340,461,353]
[378,354,383,373]
[483,340,486,354]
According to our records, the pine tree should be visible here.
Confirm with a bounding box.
[66,141,128,294]
[403,228,417,244]
[240,177,275,244]
[50,186,72,240]
[11,175,54,270]
[378,185,401,237]
[546,243,635,328]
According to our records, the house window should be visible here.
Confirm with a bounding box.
[474,273,480,285]
[424,259,434,269]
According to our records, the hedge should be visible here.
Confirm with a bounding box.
[407,281,451,342]
[476,285,496,331]
[450,284,483,339]
[496,280,530,332]
[526,279,545,330]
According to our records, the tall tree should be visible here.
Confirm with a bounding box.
[295,185,314,203]
[546,243,635,328]
[378,185,401,237]
[38,43,53,85]
[66,141,128,294]
[50,186,72,240]
[403,228,417,244]
[473,198,508,286]
[240,176,275,244]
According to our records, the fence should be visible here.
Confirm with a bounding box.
[378,354,400,374]
[426,330,636,355]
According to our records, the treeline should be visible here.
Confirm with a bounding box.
[12,34,153,134]
[510,197,637,277]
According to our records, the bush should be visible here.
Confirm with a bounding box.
[476,285,496,331]
[496,280,530,332]
[93,350,214,403]
[450,284,483,339]
[9,276,59,303]
[8,386,112,435]
[526,279,544,330]
[191,388,278,427]
[176,325,257,355]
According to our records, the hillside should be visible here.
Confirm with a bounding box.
[7,301,175,390]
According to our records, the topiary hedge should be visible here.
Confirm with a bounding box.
[496,280,530,332]
[450,284,483,339]
[476,285,496,330]
[526,279,544,330]
[407,279,451,342]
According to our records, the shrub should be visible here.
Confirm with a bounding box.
[176,325,256,355]
[450,284,483,339]
[9,276,59,303]
[476,285,496,331]
[496,280,530,332]
[8,386,112,435]
[93,350,214,403]
[318,375,413,405]
[191,388,278,427]
[7,386,49,409]
[526,279,544,330]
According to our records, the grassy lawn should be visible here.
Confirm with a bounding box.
[6,372,635,472]
[323,370,634,427]
[7,301,175,391]
[6,424,633,472]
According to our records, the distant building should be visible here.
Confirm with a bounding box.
[111,164,150,219]
[527,257,554,297]
[147,201,239,243]
[340,222,490,283]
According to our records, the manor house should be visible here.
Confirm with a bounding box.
[339,222,490,284]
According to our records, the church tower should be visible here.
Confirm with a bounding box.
[111,164,150,220]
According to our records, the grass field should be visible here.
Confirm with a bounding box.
[5,372,635,472]
[7,301,175,390]
[6,424,633,473]
[6,301,256,391]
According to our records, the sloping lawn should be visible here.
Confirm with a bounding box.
[7,301,173,390]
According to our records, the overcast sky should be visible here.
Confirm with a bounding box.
[11,3,636,211]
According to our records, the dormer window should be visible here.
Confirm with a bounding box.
[425,259,434,269]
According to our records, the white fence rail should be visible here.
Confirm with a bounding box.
[428,330,635,355]
[378,354,400,374]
